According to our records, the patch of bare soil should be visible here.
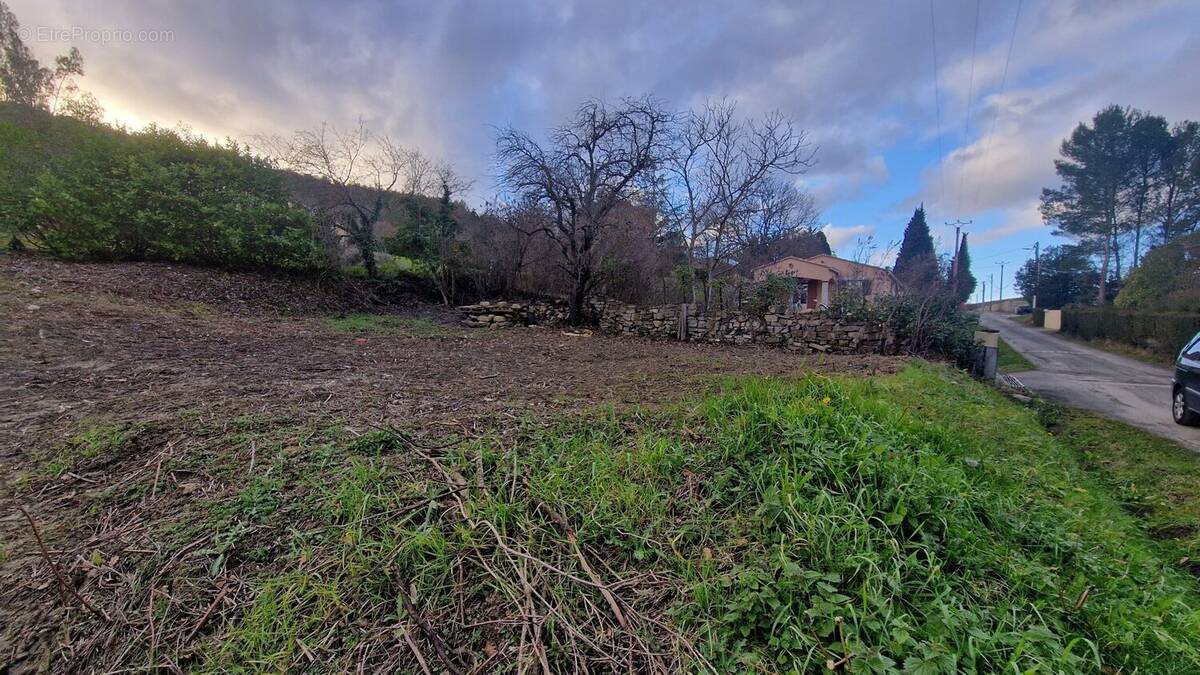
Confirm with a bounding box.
[0,254,903,672]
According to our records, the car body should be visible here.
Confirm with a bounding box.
[1015,305,1032,315]
[1173,330,1200,426]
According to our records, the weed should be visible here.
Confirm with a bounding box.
[196,520,253,577]
[32,421,141,479]
[68,422,134,459]
[205,364,1200,672]
[231,476,283,523]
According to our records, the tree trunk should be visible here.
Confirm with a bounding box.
[361,245,378,279]
[352,216,379,279]
[703,260,716,312]
[567,265,592,326]
[1097,234,1111,304]
[1133,222,1142,270]
[685,248,699,304]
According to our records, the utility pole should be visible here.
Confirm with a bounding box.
[946,219,972,282]
[1024,242,1041,309]
[998,261,1009,303]
[989,273,994,304]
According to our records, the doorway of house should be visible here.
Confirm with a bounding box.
[790,282,808,312]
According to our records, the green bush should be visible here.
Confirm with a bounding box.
[1,104,321,273]
[1032,307,1045,327]
[833,291,980,365]
[1116,233,1200,313]
[1062,307,1200,357]
[748,273,796,312]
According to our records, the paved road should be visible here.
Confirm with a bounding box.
[979,312,1200,452]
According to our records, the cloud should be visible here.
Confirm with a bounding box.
[916,0,1200,217]
[821,223,874,251]
[7,0,1200,219]
[973,200,1049,246]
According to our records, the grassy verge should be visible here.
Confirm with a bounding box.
[199,363,1200,673]
[997,336,1035,372]
[1058,333,1176,367]
[1043,404,1200,567]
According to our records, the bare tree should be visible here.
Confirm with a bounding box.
[262,120,432,278]
[663,100,816,306]
[476,197,552,295]
[496,97,671,324]
[740,176,820,253]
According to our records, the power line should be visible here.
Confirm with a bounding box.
[969,0,1024,212]
[929,0,946,207]
[974,245,1025,262]
[955,0,982,216]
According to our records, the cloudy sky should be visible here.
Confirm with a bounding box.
[11,0,1200,298]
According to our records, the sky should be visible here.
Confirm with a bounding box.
[11,0,1200,300]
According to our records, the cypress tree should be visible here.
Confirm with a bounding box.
[953,233,977,302]
[893,206,939,289]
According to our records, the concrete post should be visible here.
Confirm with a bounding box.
[678,303,688,341]
[1043,309,1062,332]
[974,329,999,380]
[819,281,831,309]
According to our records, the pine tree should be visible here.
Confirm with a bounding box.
[953,233,976,302]
[893,206,939,289]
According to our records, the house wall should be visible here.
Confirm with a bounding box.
[805,255,899,298]
[751,257,836,282]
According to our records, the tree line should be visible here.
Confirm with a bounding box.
[1029,105,1200,308]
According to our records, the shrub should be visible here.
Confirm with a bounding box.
[748,274,795,312]
[1032,307,1045,327]
[1116,233,1200,313]
[833,290,980,365]
[2,105,322,273]
[1061,307,1200,357]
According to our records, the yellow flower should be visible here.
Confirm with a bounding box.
[821,396,832,406]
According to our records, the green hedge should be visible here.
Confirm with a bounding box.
[1032,308,1045,328]
[1,104,322,273]
[1061,307,1200,358]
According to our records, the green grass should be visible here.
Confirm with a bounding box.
[1060,333,1176,367]
[324,313,455,337]
[30,421,142,480]
[200,363,1200,673]
[996,336,1035,372]
[1045,405,1200,567]
[343,255,416,279]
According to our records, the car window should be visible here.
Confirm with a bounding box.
[1183,333,1200,362]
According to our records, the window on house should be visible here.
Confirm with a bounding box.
[841,279,872,296]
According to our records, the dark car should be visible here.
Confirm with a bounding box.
[1174,331,1200,426]
[1016,305,1033,315]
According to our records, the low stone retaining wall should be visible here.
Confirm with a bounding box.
[458,300,567,327]
[595,301,890,353]
[460,299,893,354]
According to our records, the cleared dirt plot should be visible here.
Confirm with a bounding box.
[0,255,901,672]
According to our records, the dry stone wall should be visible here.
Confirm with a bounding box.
[460,298,894,355]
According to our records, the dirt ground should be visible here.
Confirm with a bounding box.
[0,255,902,672]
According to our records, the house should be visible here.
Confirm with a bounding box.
[751,254,900,310]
